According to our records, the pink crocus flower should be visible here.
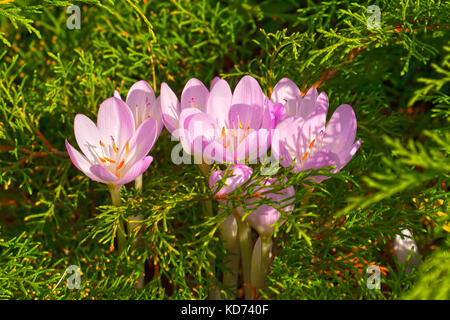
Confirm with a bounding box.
[209,164,254,203]
[114,80,163,137]
[160,77,219,137]
[272,79,361,182]
[238,177,295,237]
[209,164,295,237]
[271,78,321,120]
[65,97,158,186]
[163,75,272,164]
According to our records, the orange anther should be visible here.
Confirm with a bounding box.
[302,152,308,161]
[116,159,125,170]
[104,157,116,164]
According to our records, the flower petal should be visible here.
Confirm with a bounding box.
[65,139,105,183]
[116,156,153,186]
[74,114,102,163]
[228,103,263,130]
[185,111,218,158]
[114,90,122,100]
[125,117,158,168]
[97,97,135,149]
[160,82,181,135]
[206,79,232,128]
[298,149,340,182]
[231,75,265,109]
[298,86,318,119]
[209,164,253,195]
[272,116,306,167]
[243,179,295,237]
[337,138,361,170]
[181,78,209,112]
[178,107,204,155]
[210,76,220,90]
[323,104,357,154]
[125,80,156,126]
[90,164,120,183]
[203,139,235,164]
[266,99,286,128]
[271,78,301,107]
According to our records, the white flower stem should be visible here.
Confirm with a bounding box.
[109,184,126,253]
[198,162,220,300]
[233,209,253,299]
[220,215,240,298]
[250,236,271,290]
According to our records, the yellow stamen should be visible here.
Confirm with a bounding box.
[116,159,125,171]
[238,117,243,129]
[113,143,118,153]
[221,126,225,138]
[126,141,129,155]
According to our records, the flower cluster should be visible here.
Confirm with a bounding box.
[65,75,361,298]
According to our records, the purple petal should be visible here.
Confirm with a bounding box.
[267,100,286,128]
[125,80,156,126]
[231,75,265,109]
[160,82,181,135]
[323,104,357,154]
[271,77,301,105]
[206,79,232,128]
[178,107,203,155]
[209,164,253,195]
[185,111,218,157]
[210,76,220,90]
[66,139,104,183]
[116,156,153,186]
[272,116,306,167]
[181,78,209,112]
[114,90,122,100]
[125,117,158,168]
[298,86,318,119]
[244,180,295,237]
[97,97,135,149]
[337,139,361,170]
[73,114,102,163]
[90,164,120,183]
[298,149,340,182]
[228,103,263,130]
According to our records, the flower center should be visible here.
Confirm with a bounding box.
[91,136,130,178]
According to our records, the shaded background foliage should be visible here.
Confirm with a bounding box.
[0,0,448,299]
